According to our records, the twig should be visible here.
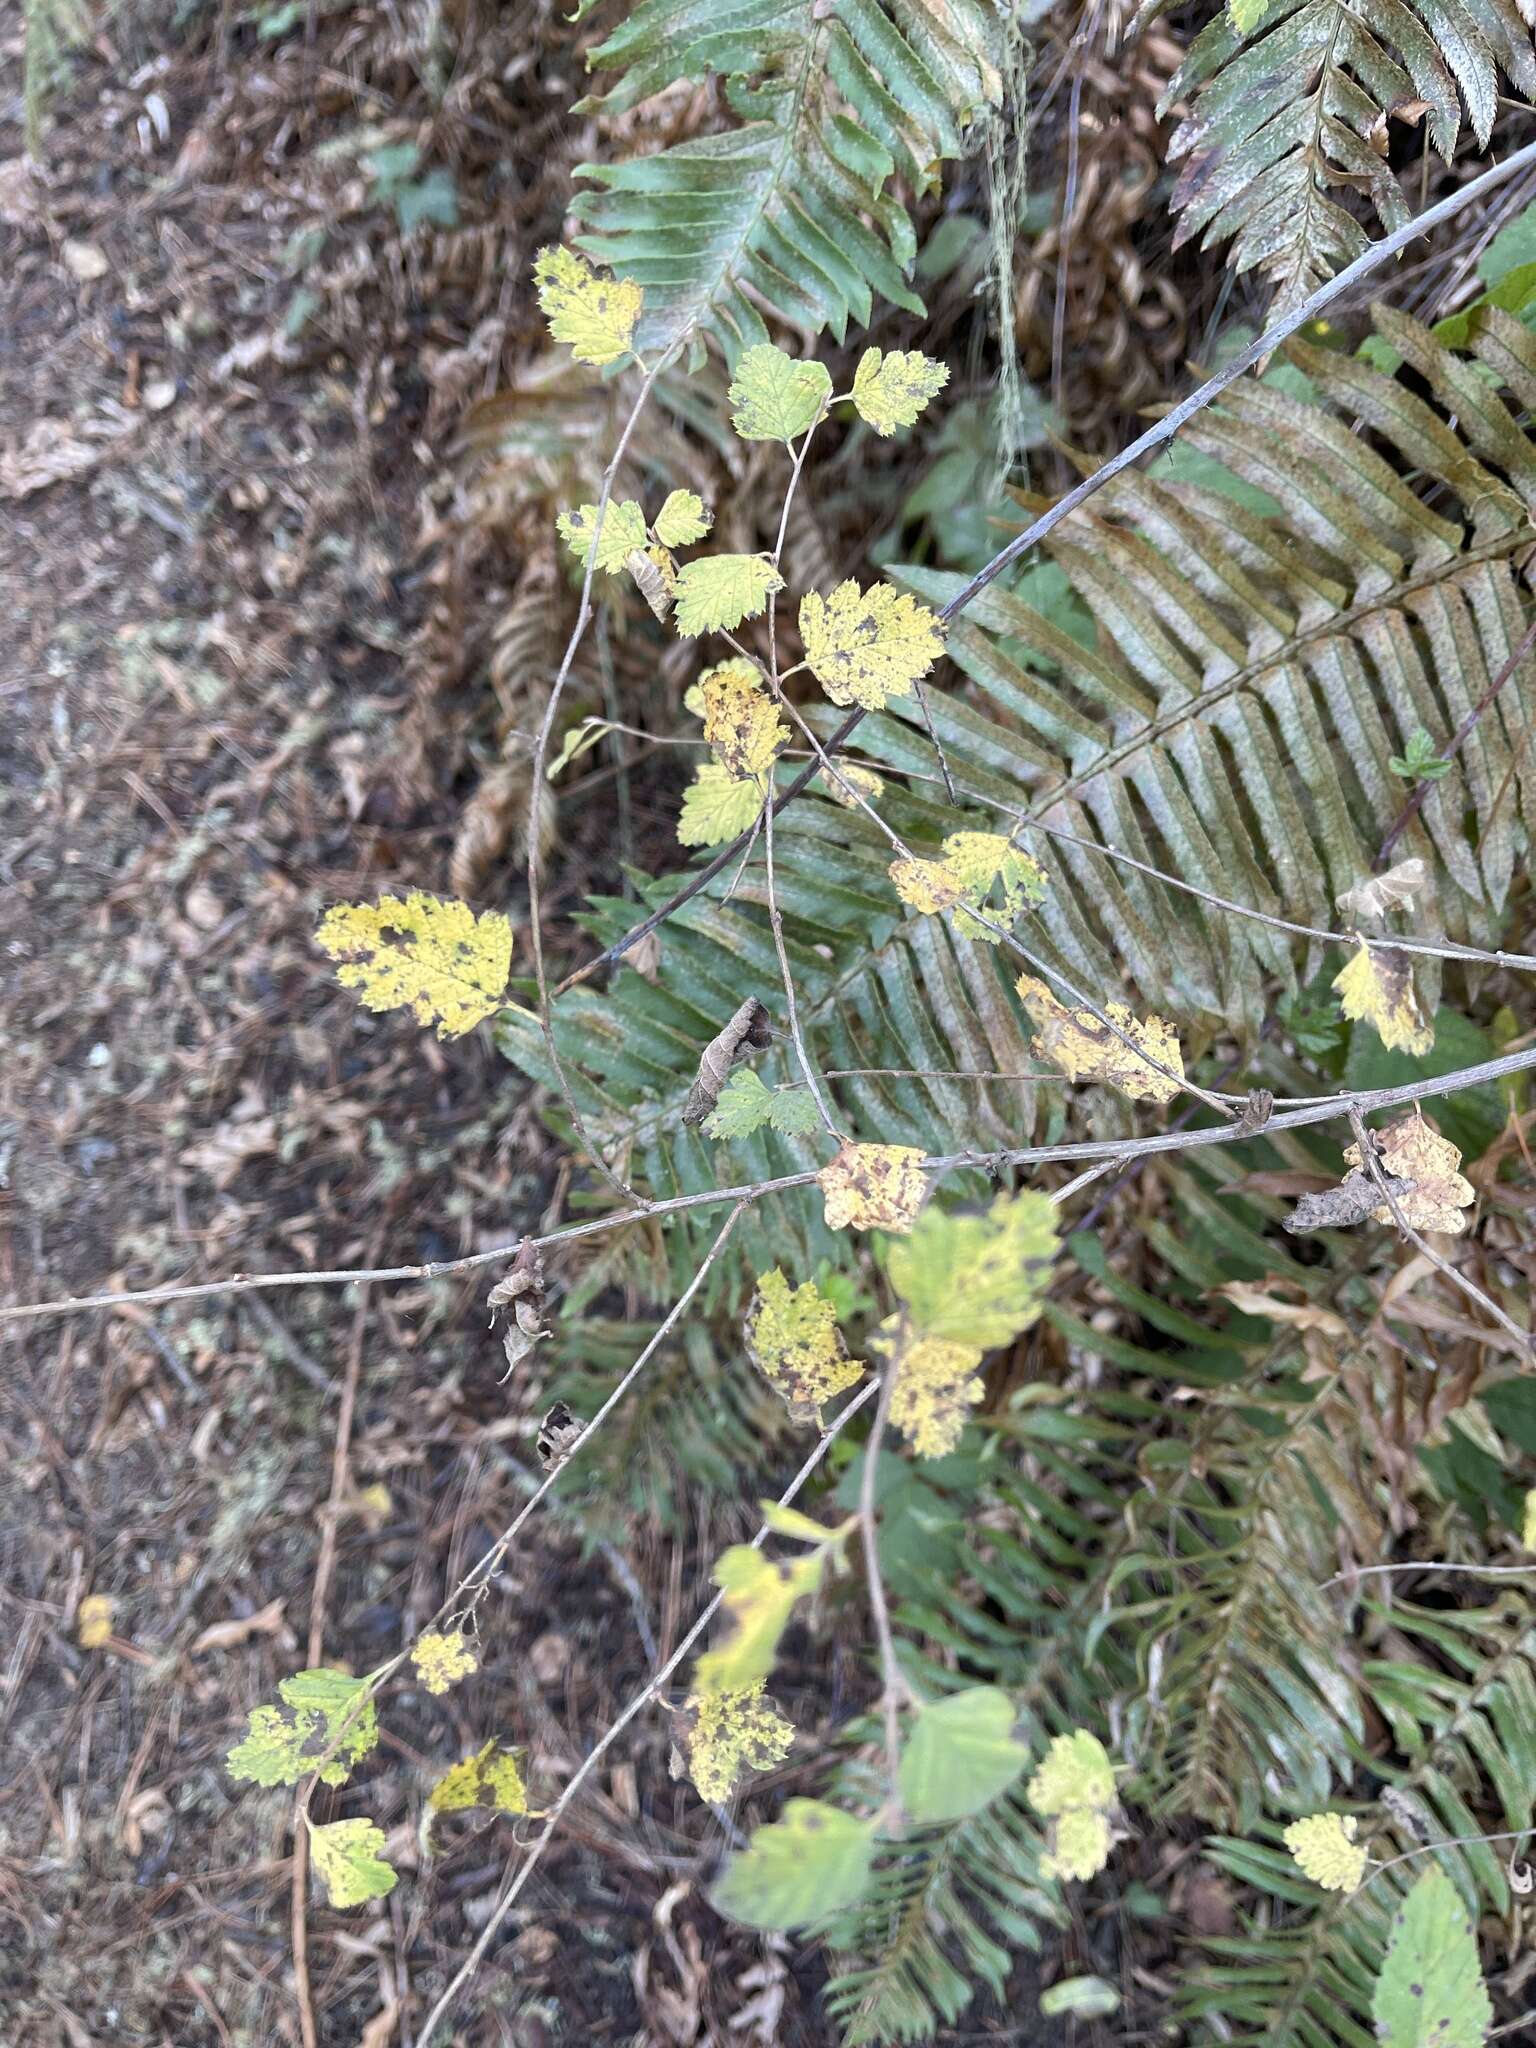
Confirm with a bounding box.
[762,790,841,1137]
[525,339,685,1204]
[413,1377,880,2048]
[558,133,1536,994]
[1377,613,1536,866]
[1346,1106,1532,1357]
[9,1048,1536,1324]
[1320,1560,1536,1592]
[858,1331,913,1796]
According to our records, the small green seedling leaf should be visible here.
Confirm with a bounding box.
[1388,727,1453,782]
[711,1799,876,1928]
[899,1686,1029,1823]
[1372,1865,1491,2047]
[227,1667,379,1789]
[702,1068,820,1140]
[728,345,833,442]
[308,1817,397,1907]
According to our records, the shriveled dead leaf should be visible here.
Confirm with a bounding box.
[1017,976,1183,1104]
[1345,1113,1474,1234]
[1,413,138,499]
[682,997,772,1124]
[1216,1284,1350,1339]
[1284,1169,1417,1233]
[537,1400,584,1468]
[488,1241,547,1382]
[818,1143,927,1234]
[1336,858,1427,926]
[191,1598,288,1656]
[1332,943,1433,1056]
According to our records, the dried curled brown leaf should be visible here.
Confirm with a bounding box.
[489,1242,547,1381]
[1283,1169,1417,1233]
[682,997,772,1125]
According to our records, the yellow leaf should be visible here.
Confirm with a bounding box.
[677,763,765,847]
[1332,943,1433,1056]
[556,498,648,575]
[673,554,784,637]
[1523,1489,1536,1551]
[850,347,949,435]
[799,581,945,710]
[1343,1112,1474,1234]
[1283,1813,1367,1892]
[702,661,787,784]
[308,1817,398,1908]
[533,245,642,367]
[728,345,832,442]
[653,489,712,547]
[695,1545,825,1694]
[77,1594,114,1649]
[1227,0,1270,31]
[882,1331,985,1458]
[428,1739,529,1816]
[819,762,883,809]
[817,1141,927,1234]
[686,1685,794,1803]
[889,855,965,915]
[316,894,512,1039]
[1016,975,1183,1105]
[1041,1806,1112,1883]
[411,1630,478,1696]
[890,832,1046,939]
[746,1269,862,1425]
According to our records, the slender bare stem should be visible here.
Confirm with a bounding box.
[763,786,842,1137]
[1320,1560,1536,1591]
[413,1377,879,2048]
[858,1331,913,1796]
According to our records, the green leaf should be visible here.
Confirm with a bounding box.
[703,1068,820,1139]
[1388,728,1453,781]
[1372,1867,1492,2048]
[556,499,649,575]
[673,555,783,637]
[884,1191,1057,1351]
[1040,1977,1122,2019]
[711,1799,877,1929]
[728,345,832,442]
[307,1817,398,1908]
[898,1686,1029,1824]
[851,347,948,435]
[676,764,764,848]
[695,1544,824,1693]
[226,1667,379,1789]
[653,489,711,547]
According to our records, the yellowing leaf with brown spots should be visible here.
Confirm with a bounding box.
[316,894,512,1039]
[686,1685,794,1803]
[428,1740,529,1816]
[702,661,786,784]
[889,855,965,915]
[533,245,642,367]
[890,831,1046,940]
[851,347,949,435]
[556,498,648,575]
[882,1331,985,1458]
[653,489,711,548]
[695,1544,825,1694]
[1332,943,1433,1056]
[308,1817,398,1907]
[817,1142,927,1234]
[746,1269,862,1425]
[1344,1112,1474,1234]
[799,581,945,710]
[411,1630,478,1696]
[1016,975,1183,1104]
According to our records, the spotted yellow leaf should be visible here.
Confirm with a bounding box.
[885,1190,1057,1351]
[882,1331,985,1459]
[653,489,712,547]
[851,347,949,435]
[728,344,832,443]
[686,1684,794,1803]
[1283,1813,1367,1892]
[677,763,764,847]
[77,1594,114,1649]
[674,555,784,638]
[1027,1729,1117,1885]
[316,894,512,1039]
[702,661,786,784]
[817,1142,927,1234]
[1332,943,1433,1057]
[889,855,965,915]
[428,1739,529,1816]
[890,831,1045,940]
[695,1544,825,1695]
[746,1269,862,1425]
[1343,1112,1474,1234]
[1227,0,1270,32]
[1041,1806,1113,1883]
[533,245,642,367]
[308,1817,398,1907]
[1016,975,1183,1104]
[820,762,883,809]
[799,581,945,710]
[556,498,648,575]
[226,1668,379,1789]
[412,1629,478,1696]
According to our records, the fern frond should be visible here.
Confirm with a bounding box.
[569,0,1007,357]
[1161,0,1536,316]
